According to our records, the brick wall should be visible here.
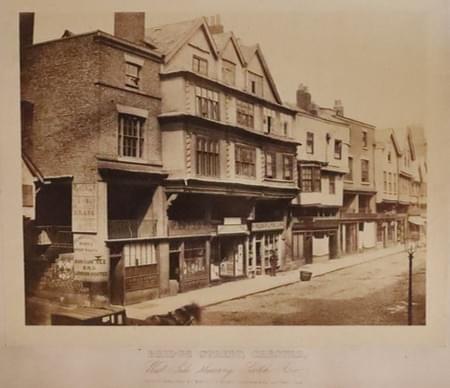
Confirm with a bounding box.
[21,33,163,183]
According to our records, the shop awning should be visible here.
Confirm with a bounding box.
[408,216,426,225]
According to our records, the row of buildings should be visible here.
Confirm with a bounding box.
[20,13,427,306]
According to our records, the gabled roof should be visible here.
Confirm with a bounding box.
[212,31,246,66]
[240,43,282,104]
[145,17,219,62]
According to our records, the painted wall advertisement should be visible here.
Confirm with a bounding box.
[72,183,97,233]
[73,235,108,282]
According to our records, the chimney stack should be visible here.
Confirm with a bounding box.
[296,83,311,111]
[19,13,34,50]
[114,12,145,44]
[207,14,224,34]
[334,99,344,116]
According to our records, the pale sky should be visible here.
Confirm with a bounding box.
[31,0,433,129]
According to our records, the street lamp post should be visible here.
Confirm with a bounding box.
[407,241,416,325]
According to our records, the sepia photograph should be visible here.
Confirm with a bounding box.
[19,7,430,327]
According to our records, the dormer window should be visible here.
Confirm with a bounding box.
[193,55,208,76]
[222,59,236,85]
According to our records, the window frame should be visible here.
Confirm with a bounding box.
[195,136,220,177]
[247,71,263,96]
[221,59,236,86]
[264,151,276,179]
[192,55,208,76]
[300,165,321,192]
[362,130,368,148]
[334,139,342,160]
[118,114,145,159]
[195,86,220,121]
[236,100,254,129]
[306,132,314,154]
[345,156,353,181]
[235,144,257,178]
[329,175,336,194]
[361,159,370,183]
[282,154,294,181]
[125,62,141,89]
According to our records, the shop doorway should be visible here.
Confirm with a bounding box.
[218,237,245,278]
[329,232,338,259]
[169,251,180,281]
[304,234,313,264]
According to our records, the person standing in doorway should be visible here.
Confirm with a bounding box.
[269,250,278,276]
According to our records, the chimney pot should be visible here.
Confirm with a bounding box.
[296,84,311,111]
[207,14,224,34]
[114,12,145,44]
[19,13,34,50]
[334,99,344,116]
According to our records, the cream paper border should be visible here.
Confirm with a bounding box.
[1,0,449,386]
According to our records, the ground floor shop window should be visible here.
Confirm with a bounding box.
[183,240,206,276]
[248,232,280,275]
[377,222,384,242]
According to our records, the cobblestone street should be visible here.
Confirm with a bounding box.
[201,249,426,325]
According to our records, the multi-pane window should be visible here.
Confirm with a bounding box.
[118,114,145,158]
[306,132,314,154]
[265,152,276,179]
[263,108,276,133]
[283,155,293,180]
[124,242,156,267]
[300,166,321,192]
[361,159,369,183]
[334,140,342,159]
[125,62,141,88]
[183,240,206,276]
[362,131,368,148]
[222,60,236,85]
[345,157,353,181]
[236,100,254,128]
[192,55,208,76]
[283,121,288,136]
[248,71,263,96]
[329,175,336,194]
[388,172,392,193]
[195,86,219,120]
[196,136,220,177]
[387,151,392,163]
[393,173,397,193]
[384,171,387,192]
[235,145,256,178]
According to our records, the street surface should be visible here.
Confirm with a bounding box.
[201,249,426,325]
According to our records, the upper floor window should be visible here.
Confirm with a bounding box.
[248,71,263,96]
[235,145,256,178]
[118,114,145,158]
[222,60,236,85]
[329,175,336,194]
[383,171,387,193]
[334,140,342,159]
[388,172,392,193]
[265,152,276,179]
[300,166,321,192]
[387,151,392,163]
[125,62,141,89]
[192,55,208,76]
[361,159,369,183]
[263,108,276,133]
[283,155,294,180]
[195,86,219,121]
[306,132,314,154]
[196,136,220,177]
[236,100,254,128]
[345,157,353,181]
[362,131,368,148]
[393,173,397,193]
[283,121,288,136]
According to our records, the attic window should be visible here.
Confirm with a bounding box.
[222,59,236,85]
[193,55,208,76]
[248,71,263,96]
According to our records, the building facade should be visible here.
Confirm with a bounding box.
[21,13,168,305]
[289,87,349,265]
[146,16,299,291]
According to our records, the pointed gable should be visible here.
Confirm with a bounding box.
[145,17,218,63]
[214,32,246,66]
[241,44,282,104]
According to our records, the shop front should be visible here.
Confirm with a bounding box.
[248,221,284,276]
[211,221,248,281]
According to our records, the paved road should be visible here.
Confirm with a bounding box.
[201,249,426,325]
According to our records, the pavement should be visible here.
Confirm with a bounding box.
[125,244,407,320]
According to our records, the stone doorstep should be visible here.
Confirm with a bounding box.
[125,245,408,320]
